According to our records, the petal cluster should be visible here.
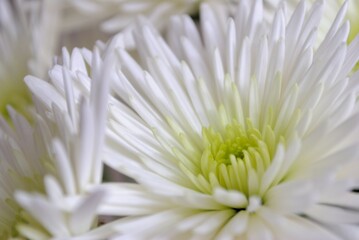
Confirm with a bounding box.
[0,45,113,239]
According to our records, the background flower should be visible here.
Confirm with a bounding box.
[64,0,237,48]
[0,44,114,239]
[265,0,359,43]
[94,1,359,239]
[66,0,236,32]
[0,0,61,120]
[0,0,114,122]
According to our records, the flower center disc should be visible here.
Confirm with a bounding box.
[178,120,278,198]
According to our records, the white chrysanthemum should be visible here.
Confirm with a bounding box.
[0,0,60,119]
[97,1,359,239]
[266,0,359,43]
[0,45,113,239]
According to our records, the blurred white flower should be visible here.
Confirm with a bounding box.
[0,45,113,239]
[0,0,60,119]
[97,1,359,239]
[67,0,236,32]
[64,0,237,48]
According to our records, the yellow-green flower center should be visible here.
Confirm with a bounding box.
[175,118,280,200]
[199,121,276,196]
[202,122,261,166]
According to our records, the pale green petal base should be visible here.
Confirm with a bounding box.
[0,82,32,121]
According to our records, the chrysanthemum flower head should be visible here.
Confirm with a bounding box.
[99,0,359,239]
